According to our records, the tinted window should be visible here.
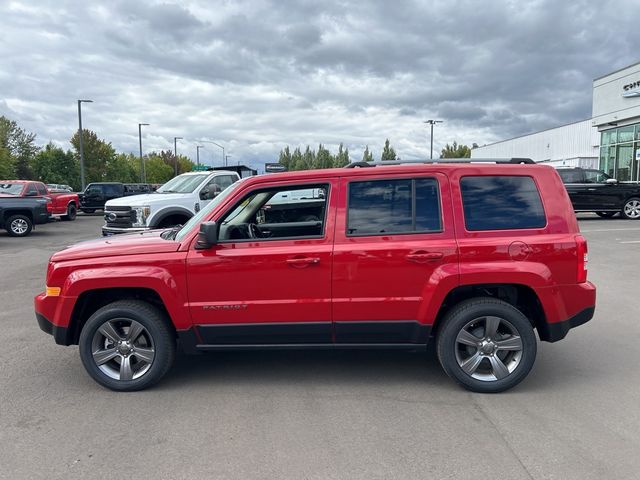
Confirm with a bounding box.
[347,178,441,235]
[460,176,546,231]
[25,183,38,196]
[584,170,610,183]
[104,184,122,196]
[557,169,584,184]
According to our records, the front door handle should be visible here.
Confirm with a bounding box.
[406,251,444,263]
[286,257,320,267]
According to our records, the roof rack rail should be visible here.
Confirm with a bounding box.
[345,158,535,168]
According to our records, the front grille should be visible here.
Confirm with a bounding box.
[104,206,134,228]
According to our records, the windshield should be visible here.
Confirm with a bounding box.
[174,178,247,242]
[157,174,210,194]
[0,183,24,195]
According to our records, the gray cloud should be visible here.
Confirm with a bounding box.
[1,0,639,170]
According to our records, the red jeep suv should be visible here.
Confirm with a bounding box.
[35,159,596,393]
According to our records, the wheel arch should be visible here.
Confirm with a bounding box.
[148,206,193,228]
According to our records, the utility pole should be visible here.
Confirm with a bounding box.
[138,123,149,182]
[225,154,232,166]
[424,119,443,159]
[173,136,183,176]
[196,145,204,167]
[77,99,93,190]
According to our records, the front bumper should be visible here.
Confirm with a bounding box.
[36,312,71,345]
[102,225,150,236]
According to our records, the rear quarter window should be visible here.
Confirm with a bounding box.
[460,176,546,231]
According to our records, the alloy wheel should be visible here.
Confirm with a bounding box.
[454,316,523,382]
[91,319,155,381]
[10,218,28,235]
[624,199,640,219]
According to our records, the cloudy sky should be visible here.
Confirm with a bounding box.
[1,0,639,170]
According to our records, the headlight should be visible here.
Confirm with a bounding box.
[132,206,151,227]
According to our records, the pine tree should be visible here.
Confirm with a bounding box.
[278,146,292,170]
[362,145,373,162]
[334,143,350,167]
[381,139,396,161]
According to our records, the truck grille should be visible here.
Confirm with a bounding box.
[104,206,134,228]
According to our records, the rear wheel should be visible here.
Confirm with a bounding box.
[621,198,640,219]
[6,214,33,237]
[79,300,176,391]
[437,297,537,393]
[62,204,77,221]
[595,211,617,218]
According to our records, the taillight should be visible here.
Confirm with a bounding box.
[575,235,588,283]
[46,199,53,213]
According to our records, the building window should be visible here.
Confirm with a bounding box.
[599,125,640,181]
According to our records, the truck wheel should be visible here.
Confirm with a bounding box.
[595,211,617,218]
[6,214,33,237]
[79,300,176,391]
[62,204,77,221]
[436,297,537,393]
[621,198,640,219]
[81,208,95,214]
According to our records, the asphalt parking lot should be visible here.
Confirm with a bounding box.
[1,213,639,480]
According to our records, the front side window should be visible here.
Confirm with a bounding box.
[36,183,48,195]
[460,176,546,231]
[104,184,121,196]
[347,178,441,236]
[584,170,611,183]
[24,183,38,196]
[219,184,328,241]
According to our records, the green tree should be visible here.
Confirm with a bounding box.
[291,147,304,171]
[362,145,373,162]
[440,141,472,158]
[145,153,174,184]
[381,139,396,161]
[32,143,80,189]
[105,153,138,183]
[70,129,116,183]
[278,146,292,171]
[0,116,39,179]
[302,146,315,170]
[334,143,350,167]
[315,144,333,169]
[176,155,194,175]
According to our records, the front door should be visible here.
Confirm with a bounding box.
[186,180,337,345]
[332,173,458,344]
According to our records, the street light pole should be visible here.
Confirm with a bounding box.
[138,123,150,183]
[225,154,232,166]
[200,141,225,166]
[424,119,443,159]
[173,136,183,176]
[196,145,204,167]
[77,99,93,190]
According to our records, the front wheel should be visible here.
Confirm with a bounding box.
[621,198,640,219]
[595,211,617,218]
[437,298,537,393]
[6,214,33,237]
[79,300,176,391]
[62,204,77,221]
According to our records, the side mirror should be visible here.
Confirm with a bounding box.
[606,178,618,185]
[196,221,218,249]
[199,188,209,200]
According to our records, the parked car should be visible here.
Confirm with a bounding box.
[78,182,152,213]
[0,180,79,220]
[556,167,640,219]
[36,159,595,393]
[47,183,73,193]
[101,171,239,235]
[0,195,50,236]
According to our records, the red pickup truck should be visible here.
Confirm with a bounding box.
[0,180,79,220]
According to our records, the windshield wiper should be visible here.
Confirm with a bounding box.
[161,224,183,240]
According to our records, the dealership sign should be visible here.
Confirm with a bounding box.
[622,80,640,98]
[265,163,287,173]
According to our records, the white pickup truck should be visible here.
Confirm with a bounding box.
[101,171,239,235]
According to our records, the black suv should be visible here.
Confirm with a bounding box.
[557,167,640,219]
[78,183,152,213]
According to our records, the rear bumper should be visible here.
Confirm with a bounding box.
[538,306,595,342]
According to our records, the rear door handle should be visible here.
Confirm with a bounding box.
[286,257,320,267]
[406,251,444,263]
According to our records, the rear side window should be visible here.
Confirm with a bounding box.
[557,169,583,184]
[36,183,48,195]
[460,176,546,231]
[347,178,441,235]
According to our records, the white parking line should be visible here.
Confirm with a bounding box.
[620,240,640,244]
[581,228,640,233]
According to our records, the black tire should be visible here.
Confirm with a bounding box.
[436,297,537,393]
[621,197,640,220]
[79,300,176,391]
[62,204,77,221]
[81,208,95,214]
[5,214,33,237]
[595,211,617,218]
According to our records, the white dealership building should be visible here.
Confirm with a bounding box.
[472,61,640,181]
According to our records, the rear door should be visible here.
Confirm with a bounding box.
[332,173,459,344]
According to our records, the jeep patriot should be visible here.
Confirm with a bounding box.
[35,159,596,393]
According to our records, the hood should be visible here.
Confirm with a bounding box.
[51,229,181,262]
[105,192,185,207]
